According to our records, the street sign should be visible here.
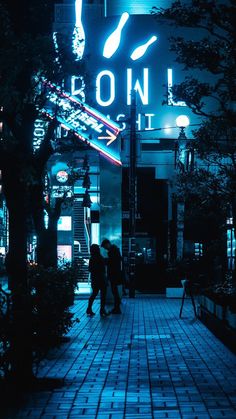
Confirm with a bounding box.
[41,81,122,165]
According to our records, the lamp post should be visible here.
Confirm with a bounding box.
[128,90,137,298]
[175,115,190,171]
[175,115,190,260]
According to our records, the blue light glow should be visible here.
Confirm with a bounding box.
[103,12,129,58]
[167,69,186,107]
[130,35,157,61]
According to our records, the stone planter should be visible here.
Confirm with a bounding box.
[226,308,236,329]
[204,296,215,315]
[199,295,236,353]
[215,303,225,320]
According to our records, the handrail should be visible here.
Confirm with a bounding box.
[84,207,90,255]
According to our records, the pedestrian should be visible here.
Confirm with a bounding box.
[86,244,108,317]
[101,239,122,314]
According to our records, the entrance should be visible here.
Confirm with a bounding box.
[48,148,122,284]
[122,167,168,293]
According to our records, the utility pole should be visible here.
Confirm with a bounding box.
[128,90,137,298]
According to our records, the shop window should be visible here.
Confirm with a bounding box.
[57,245,72,264]
[194,242,203,258]
[227,228,235,270]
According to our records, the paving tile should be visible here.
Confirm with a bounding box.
[3,296,236,419]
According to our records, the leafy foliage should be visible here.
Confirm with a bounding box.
[0,263,79,379]
[0,0,89,380]
[0,289,11,379]
[29,263,79,366]
[152,1,236,270]
[204,272,236,310]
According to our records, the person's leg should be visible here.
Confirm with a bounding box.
[100,285,107,315]
[110,282,121,313]
[87,285,99,314]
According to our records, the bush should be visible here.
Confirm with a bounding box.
[0,263,80,379]
[0,289,11,380]
[28,263,79,366]
[203,272,236,311]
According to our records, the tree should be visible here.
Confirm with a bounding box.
[0,0,86,382]
[152,0,236,275]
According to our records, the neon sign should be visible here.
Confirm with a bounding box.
[103,12,129,59]
[52,3,196,138]
[42,81,121,165]
[130,35,157,61]
[73,0,85,61]
[94,67,187,131]
[33,119,48,152]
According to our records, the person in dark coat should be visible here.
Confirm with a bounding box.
[101,239,122,314]
[86,244,108,317]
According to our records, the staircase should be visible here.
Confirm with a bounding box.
[73,198,90,283]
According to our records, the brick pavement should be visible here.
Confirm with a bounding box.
[4,296,236,419]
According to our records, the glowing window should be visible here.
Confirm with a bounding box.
[57,216,72,231]
[57,245,72,263]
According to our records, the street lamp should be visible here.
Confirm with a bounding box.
[176,114,190,130]
[175,115,191,171]
[175,115,191,260]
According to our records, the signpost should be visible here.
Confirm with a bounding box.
[128,90,137,298]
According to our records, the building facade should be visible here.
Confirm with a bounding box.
[51,0,205,290]
[1,1,233,290]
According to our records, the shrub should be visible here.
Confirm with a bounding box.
[0,289,11,380]
[0,262,80,379]
[28,263,79,366]
[204,272,236,311]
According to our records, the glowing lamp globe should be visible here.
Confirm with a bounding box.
[176,115,190,128]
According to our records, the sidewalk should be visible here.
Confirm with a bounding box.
[4,296,236,419]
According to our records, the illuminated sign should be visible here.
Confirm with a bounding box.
[103,12,130,58]
[33,119,48,152]
[42,81,121,165]
[73,0,85,61]
[56,170,69,183]
[130,35,158,61]
[78,12,200,137]
[53,3,201,140]
[58,216,72,231]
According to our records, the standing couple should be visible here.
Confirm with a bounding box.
[86,239,122,317]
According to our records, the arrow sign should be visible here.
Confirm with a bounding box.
[41,81,122,165]
[98,130,117,146]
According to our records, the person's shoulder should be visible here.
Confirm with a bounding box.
[110,244,119,253]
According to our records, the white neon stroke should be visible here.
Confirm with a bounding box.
[167,69,186,107]
[130,35,157,61]
[72,0,85,61]
[127,68,149,105]
[71,75,85,101]
[96,71,115,106]
[103,12,129,58]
